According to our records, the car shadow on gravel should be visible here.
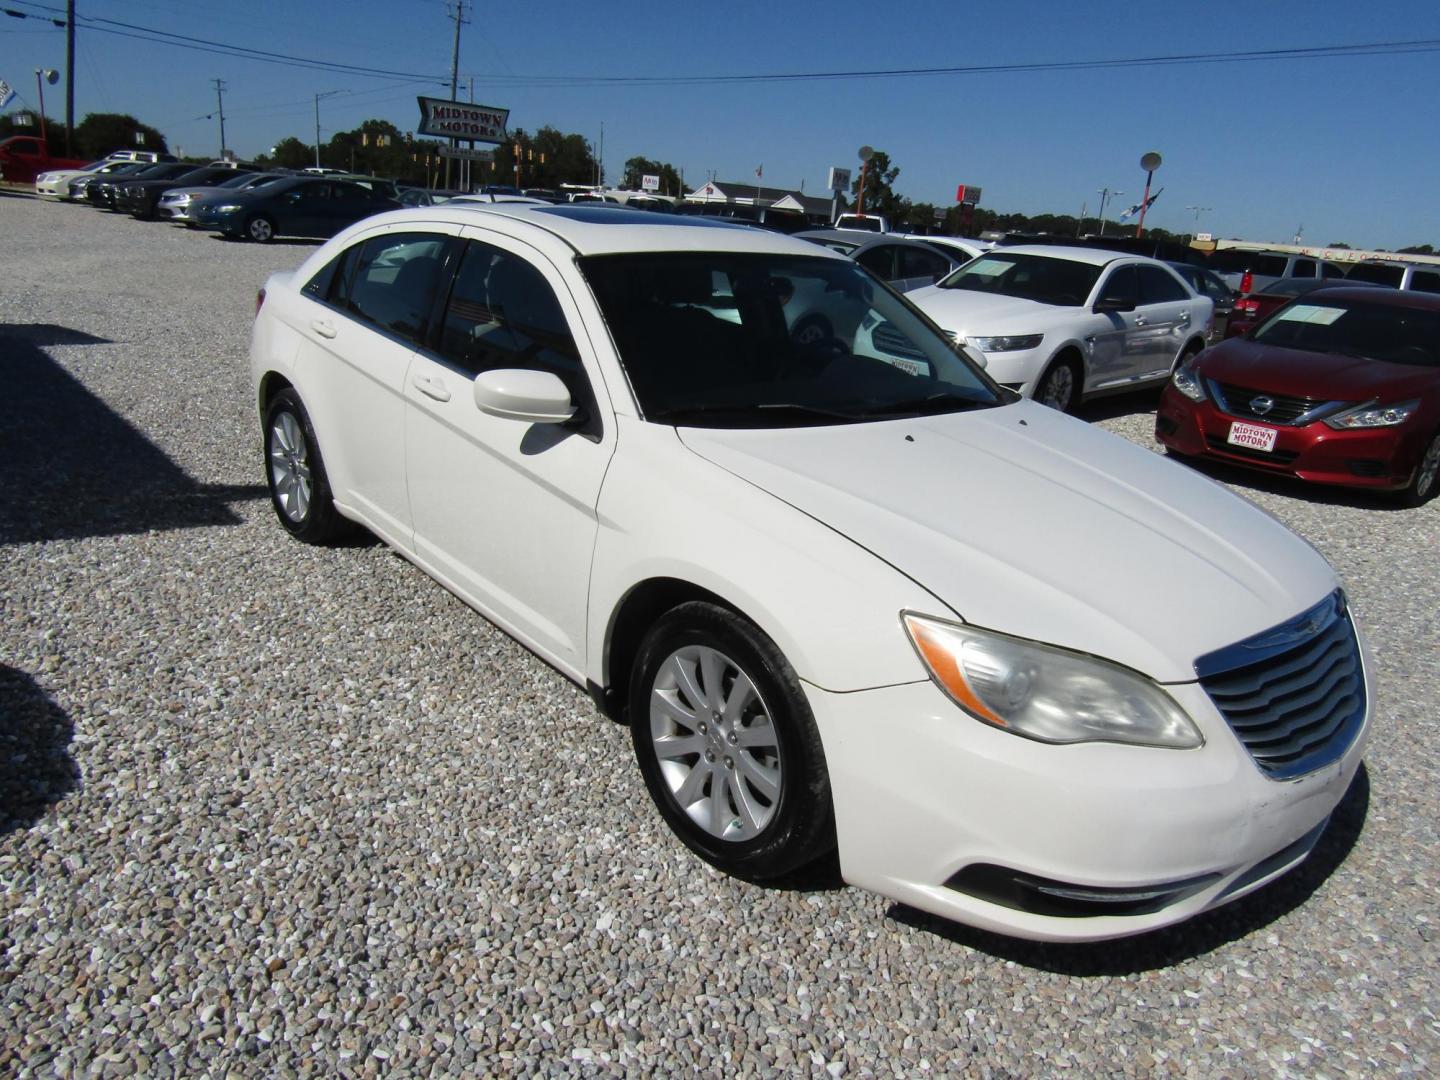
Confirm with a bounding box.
[0,664,81,834]
[1074,388,1162,423]
[0,329,268,543]
[886,763,1371,974]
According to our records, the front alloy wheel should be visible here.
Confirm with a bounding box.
[1400,432,1440,507]
[649,644,783,842]
[1036,358,1078,412]
[629,602,834,880]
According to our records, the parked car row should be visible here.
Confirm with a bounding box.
[248,201,1375,945]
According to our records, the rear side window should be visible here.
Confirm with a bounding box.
[1321,262,1346,278]
[344,233,448,342]
[1253,254,1288,276]
[1291,260,1317,279]
[1410,270,1440,294]
[1138,266,1189,304]
[1346,264,1404,287]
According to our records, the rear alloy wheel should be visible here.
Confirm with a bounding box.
[629,602,834,881]
[246,215,276,243]
[1398,432,1440,507]
[1035,356,1080,412]
[263,388,349,543]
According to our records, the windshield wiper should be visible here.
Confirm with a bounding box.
[860,391,992,417]
[649,402,860,424]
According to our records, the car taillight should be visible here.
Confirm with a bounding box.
[255,288,266,316]
[1239,270,1253,295]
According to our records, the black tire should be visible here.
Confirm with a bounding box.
[1395,431,1440,507]
[246,215,276,243]
[262,388,350,544]
[1035,354,1081,413]
[629,601,835,881]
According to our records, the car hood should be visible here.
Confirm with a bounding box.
[1200,338,1439,401]
[907,286,1084,334]
[678,400,1336,682]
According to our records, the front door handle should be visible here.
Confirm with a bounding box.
[1134,316,1148,327]
[1178,310,1191,324]
[310,319,337,339]
[411,374,452,402]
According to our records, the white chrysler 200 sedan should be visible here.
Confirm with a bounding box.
[250,205,1369,942]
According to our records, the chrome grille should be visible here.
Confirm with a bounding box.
[1208,381,1346,426]
[1195,591,1365,780]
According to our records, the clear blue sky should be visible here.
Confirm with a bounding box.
[3,0,1438,249]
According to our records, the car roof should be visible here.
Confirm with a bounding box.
[983,244,1137,267]
[850,235,963,257]
[364,203,842,258]
[1285,285,1440,309]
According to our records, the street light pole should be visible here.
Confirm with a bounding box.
[34,69,57,147]
[1135,151,1163,238]
[1184,204,1212,238]
[1096,188,1123,237]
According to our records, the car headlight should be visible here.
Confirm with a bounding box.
[211,203,243,214]
[1322,399,1419,430]
[1171,358,1207,403]
[966,334,1044,353]
[902,613,1203,748]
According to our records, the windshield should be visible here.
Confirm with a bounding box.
[936,252,1101,306]
[580,252,1005,427]
[1253,298,1440,367]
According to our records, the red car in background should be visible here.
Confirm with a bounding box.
[1157,288,1440,505]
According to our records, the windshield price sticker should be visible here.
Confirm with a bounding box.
[1277,304,1345,325]
[964,259,1010,278]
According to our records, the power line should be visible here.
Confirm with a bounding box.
[9,2,1439,88]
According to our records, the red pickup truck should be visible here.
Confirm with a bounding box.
[0,136,91,185]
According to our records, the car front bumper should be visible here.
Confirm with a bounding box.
[805,657,1369,942]
[1155,385,1425,491]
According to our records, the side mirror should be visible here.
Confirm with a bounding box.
[473,368,576,424]
[1093,296,1136,314]
[958,344,988,370]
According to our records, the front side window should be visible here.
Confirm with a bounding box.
[939,253,1102,307]
[1345,263,1404,287]
[856,245,898,279]
[1097,266,1139,307]
[898,246,952,282]
[581,252,1003,427]
[438,241,595,424]
[344,233,448,342]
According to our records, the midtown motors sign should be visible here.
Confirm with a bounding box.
[416,98,509,143]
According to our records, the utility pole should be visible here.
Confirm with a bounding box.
[1095,187,1123,237]
[212,79,227,159]
[313,90,340,169]
[64,0,75,154]
[445,0,468,189]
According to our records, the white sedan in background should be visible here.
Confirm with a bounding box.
[34,158,108,198]
[908,246,1213,411]
[250,205,1366,941]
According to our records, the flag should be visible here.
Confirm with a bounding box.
[755,164,763,179]
[0,80,16,110]
[1119,187,1164,221]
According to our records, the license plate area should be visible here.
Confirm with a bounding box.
[1227,420,1278,453]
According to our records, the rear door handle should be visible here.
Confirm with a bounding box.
[411,374,452,402]
[310,319,337,339]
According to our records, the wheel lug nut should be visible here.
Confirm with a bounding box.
[727,732,738,745]
[724,756,734,769]
[705,750,716,763]
[698,722,707,734]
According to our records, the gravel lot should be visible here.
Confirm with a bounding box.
[2,190,1437,1078]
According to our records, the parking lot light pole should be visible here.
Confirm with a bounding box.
[34,69,58,147]
[1135,151,1162,238]
[1185,204,1212,240]
[1096,188,1123,237]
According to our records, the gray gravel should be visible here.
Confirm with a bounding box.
[2,191,1437,1078]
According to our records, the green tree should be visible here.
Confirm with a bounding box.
[74,113,168,158]
[1399,244,1435,255]
[1328,242,1352,249]
[847,151,903,220]
[622,156,683,195]
[268,137,313,171]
